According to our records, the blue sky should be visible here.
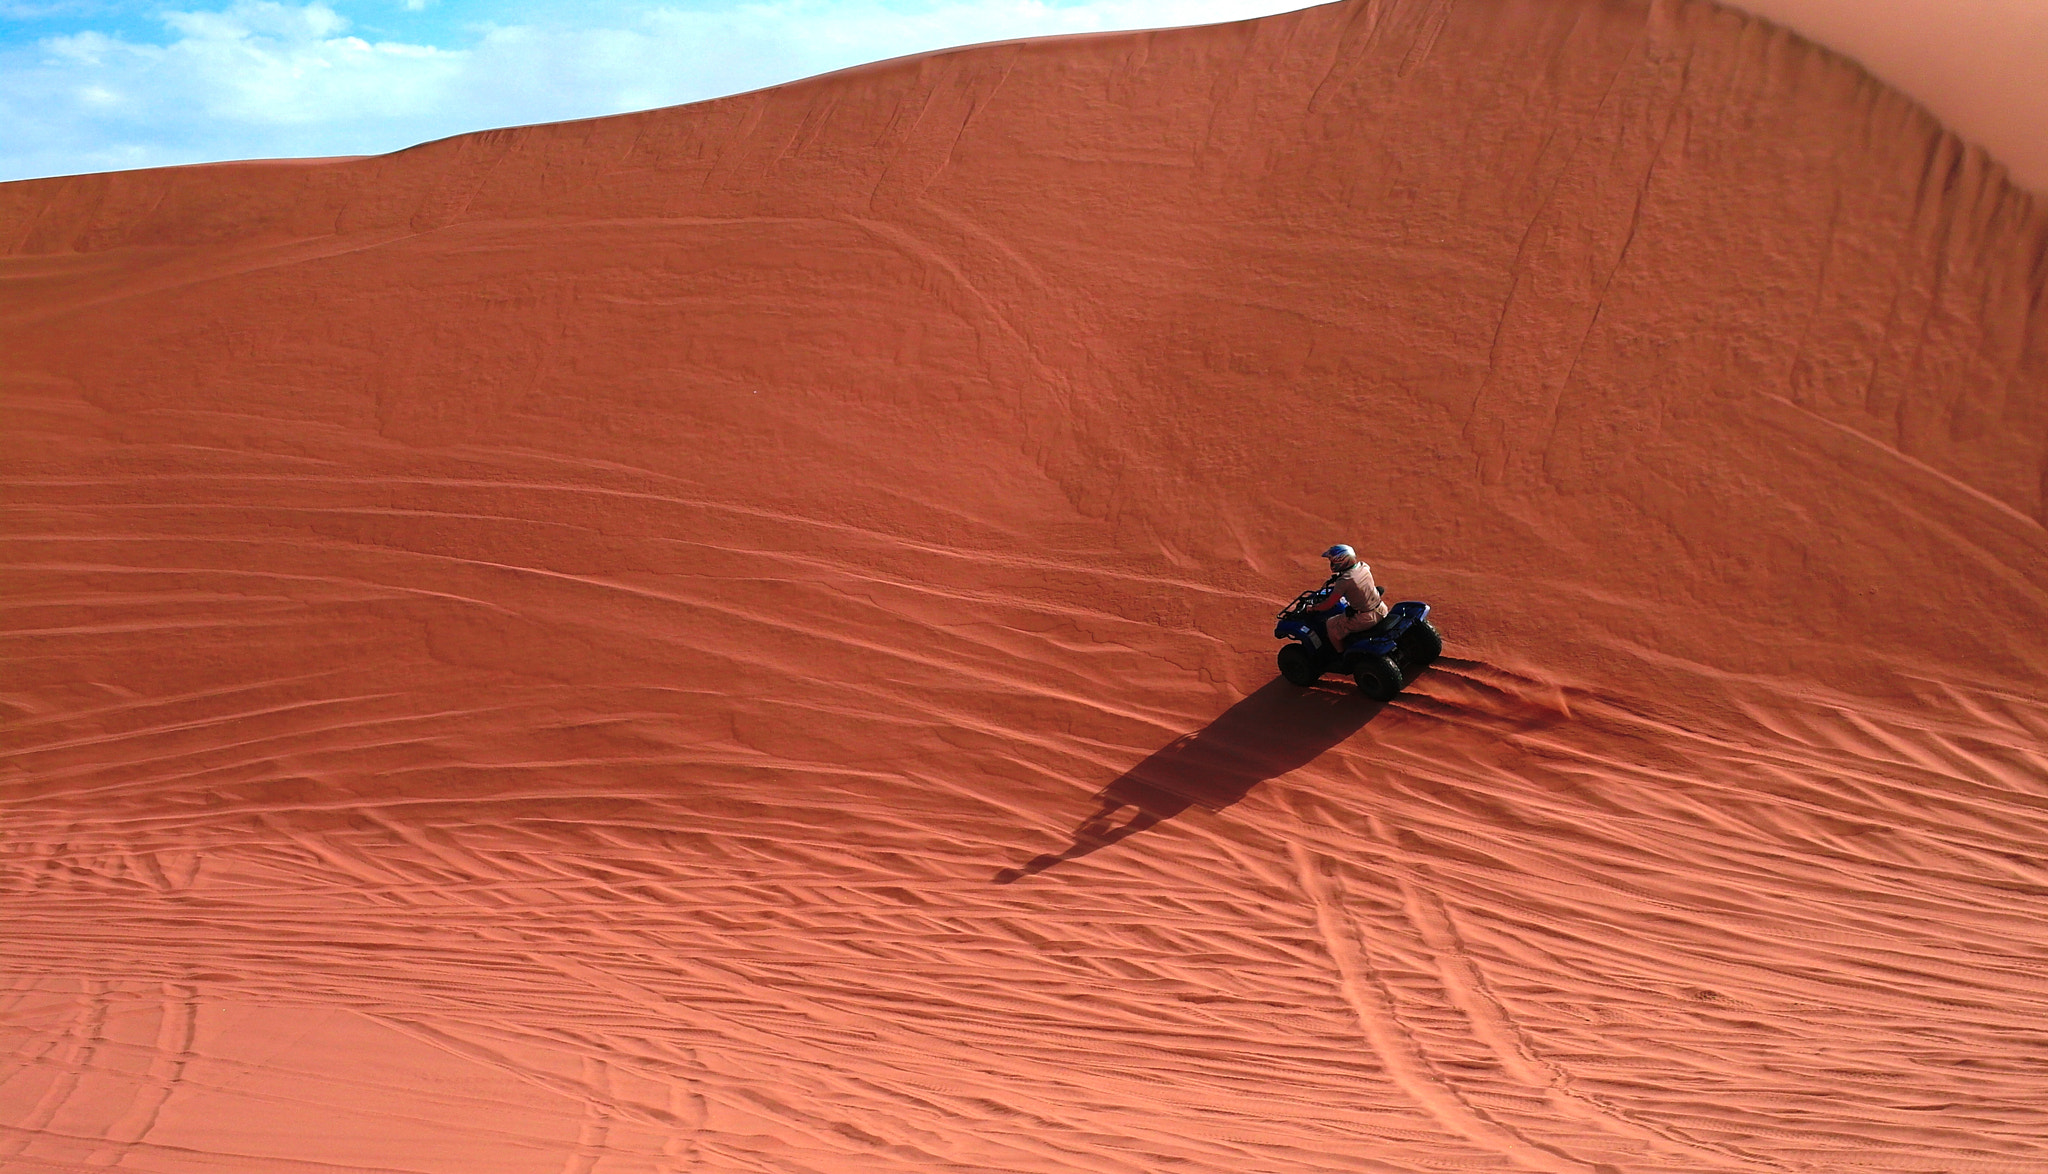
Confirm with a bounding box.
[0,0,1308,181]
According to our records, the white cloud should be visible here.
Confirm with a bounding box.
[160,1,351,41]
[0,0,1308,182]
[44,29,123,65]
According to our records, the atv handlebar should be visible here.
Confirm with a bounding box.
[1276,582,1388,624]
[1275,589,1327,624]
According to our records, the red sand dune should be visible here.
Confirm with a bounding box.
[1729,0,2048,194]
[4,0,2047,1170]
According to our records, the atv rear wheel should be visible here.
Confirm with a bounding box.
[1277,642,1323,687]
[1353,655,1404,701]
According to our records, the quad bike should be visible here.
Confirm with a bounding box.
[1273,585,1442,701]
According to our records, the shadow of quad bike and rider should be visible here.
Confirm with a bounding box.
[992,677,1383,884]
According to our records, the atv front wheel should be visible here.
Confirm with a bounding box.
[1353,655,1404,702]
[1409,619,1443,662]
[1277,642,1323,687]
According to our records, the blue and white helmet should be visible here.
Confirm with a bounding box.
[1322,544,1357,572]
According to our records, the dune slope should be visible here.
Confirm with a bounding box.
[4,0,2047,1171]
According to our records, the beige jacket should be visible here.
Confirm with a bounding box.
[1326,563,1390,626]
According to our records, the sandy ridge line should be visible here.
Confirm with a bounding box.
[1280,809,2048,1033]
[7,531,1227,694]
[1375,784,2048,967]
[0,211,842,331]
[3,559,529,621]
[1368,744,2048,902]
[1525,726,2048,864]
[0,687,418,746]
[7,529,1244,673]
[1410,678,2048,839]
[3,472,1257,599]
[0,227,421,331]
[0,702,488,782]
[1,624,1235,788]
[1754,386,2045,537]
[0,1119,441,1174]
[364,1006,1022,1172]
[0,211,932,330]
[1727,692,2048,783]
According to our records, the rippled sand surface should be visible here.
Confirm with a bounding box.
[4,0,2046,1170]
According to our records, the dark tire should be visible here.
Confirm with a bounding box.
[1409,619,1443,663]
[1353,655,1404,701]
[1277,642,1323,687]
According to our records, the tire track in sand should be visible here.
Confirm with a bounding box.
[83,982,198,1168]
[0,980,108,1166]
[1289,842,1615,1174]
[1381,841,1796,1174]
[560,1056,611,1174]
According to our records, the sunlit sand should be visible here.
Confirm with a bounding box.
[4,0,2044,1169]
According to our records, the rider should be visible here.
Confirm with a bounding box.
[1316,544,1389,652]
